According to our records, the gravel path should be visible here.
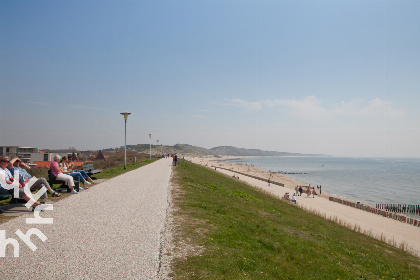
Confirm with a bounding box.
[0,158,173,279]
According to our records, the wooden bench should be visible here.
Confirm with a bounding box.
[48,170,79,192]
[82,164,102,176]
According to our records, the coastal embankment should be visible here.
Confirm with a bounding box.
[189,156,420,257]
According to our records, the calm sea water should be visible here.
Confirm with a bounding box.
[227,157,420,207]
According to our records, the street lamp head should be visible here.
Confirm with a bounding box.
[120,112,131,121]
[149,133,151,138]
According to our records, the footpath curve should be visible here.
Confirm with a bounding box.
[0,158,173,279]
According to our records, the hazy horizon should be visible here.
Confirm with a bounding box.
[1,1,419,158]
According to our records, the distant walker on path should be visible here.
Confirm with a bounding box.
[173,154,178,166]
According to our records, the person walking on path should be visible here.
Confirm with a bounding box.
[268,178,270,187]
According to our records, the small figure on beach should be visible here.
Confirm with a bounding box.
[319,185,322,194]
[307,188,310,197]
[292,193,297,203]
[312,189,316,198]
[268,178,270,187]
[299,186,302,196]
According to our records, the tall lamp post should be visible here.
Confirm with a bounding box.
[120,112,131,169]
[157,140,159,156]
[149,133,152,160]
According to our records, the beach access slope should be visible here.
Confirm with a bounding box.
[0,158,173,279]
[190,156,420,257]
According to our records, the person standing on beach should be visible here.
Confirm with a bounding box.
[319,185,321,194]
[312,188,316,198]
[268,178,270,187]
[299,186,302,196]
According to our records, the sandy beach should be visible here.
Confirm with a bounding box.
[189,156,420,257]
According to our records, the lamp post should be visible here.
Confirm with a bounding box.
[120,112,131,169]
[149,133,152,160]
[157,140,159,156]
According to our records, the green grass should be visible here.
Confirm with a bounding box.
[93,159,156,180]
[171,162,420,279]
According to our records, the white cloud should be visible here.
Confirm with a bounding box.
[223,99,262,110]
[361,98,405,117]
[223,96,405,122]
[266,96,329,120]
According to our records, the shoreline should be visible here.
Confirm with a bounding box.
[188,156,420,257]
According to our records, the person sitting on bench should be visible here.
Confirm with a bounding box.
[0,156,43,209]
[59,156,91,189]
[9,157,61,198]
[68,156,93,184]
[50,155,78,194]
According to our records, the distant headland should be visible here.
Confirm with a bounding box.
[104,144,328,157]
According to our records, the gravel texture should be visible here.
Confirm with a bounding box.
[0,158,173,279]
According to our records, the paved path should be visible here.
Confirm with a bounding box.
[0,158,173,279]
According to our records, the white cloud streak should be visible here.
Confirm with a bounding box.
[224,96,405,121]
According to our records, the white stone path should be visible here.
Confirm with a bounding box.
[0,158,173,279]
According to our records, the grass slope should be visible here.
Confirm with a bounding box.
[172,162,420,279]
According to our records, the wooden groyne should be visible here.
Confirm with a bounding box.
[376,204,420,216]
[214,166,285,187]
[329,197,420,228]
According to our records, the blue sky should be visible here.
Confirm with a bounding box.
[1,0,419,157]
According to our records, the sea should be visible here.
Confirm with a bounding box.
[226,157,420,207]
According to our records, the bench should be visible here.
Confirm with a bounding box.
[48,170,79,192]
[82,164,102,176]
[0,188,11,201]
[1,187,27,203]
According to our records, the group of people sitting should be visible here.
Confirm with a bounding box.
[52,154,93,193]
[0,154,94,210]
